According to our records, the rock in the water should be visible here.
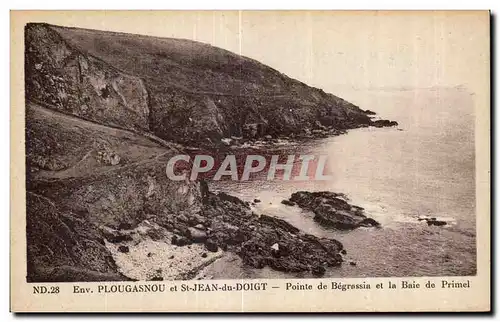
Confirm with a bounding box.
[371,120,398,128]
[359,218,381,227]
[290,191,380,230]
[427,219,447,227]
[201,253,208,258]
[281,199,296,206]
[349,261,357,266]
[419,217,447,227]
[340,249,347,255]
[254,199,261,203]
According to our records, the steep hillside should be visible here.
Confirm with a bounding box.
[26,102,199,281]
[25,23,390,146]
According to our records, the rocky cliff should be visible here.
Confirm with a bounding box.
[25,23,392,147]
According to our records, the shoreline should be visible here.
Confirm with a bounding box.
[103,186,384,281]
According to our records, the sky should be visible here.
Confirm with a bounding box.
[17,10,490,94]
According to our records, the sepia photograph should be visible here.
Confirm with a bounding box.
[10,9,490,312]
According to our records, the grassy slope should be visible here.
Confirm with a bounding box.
[52,24,311,95]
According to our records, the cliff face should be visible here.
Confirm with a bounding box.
[25,23,375,145]
[25,24,150,132]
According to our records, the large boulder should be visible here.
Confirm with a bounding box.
[288,191,380,230]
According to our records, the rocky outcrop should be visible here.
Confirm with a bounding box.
[372,120,398,128]
[25,24,150,132]
[287,191,381,230]
[198,192,344,275]
[281,199,296,206]
[418,217,447,227]
[25,23,397,146]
